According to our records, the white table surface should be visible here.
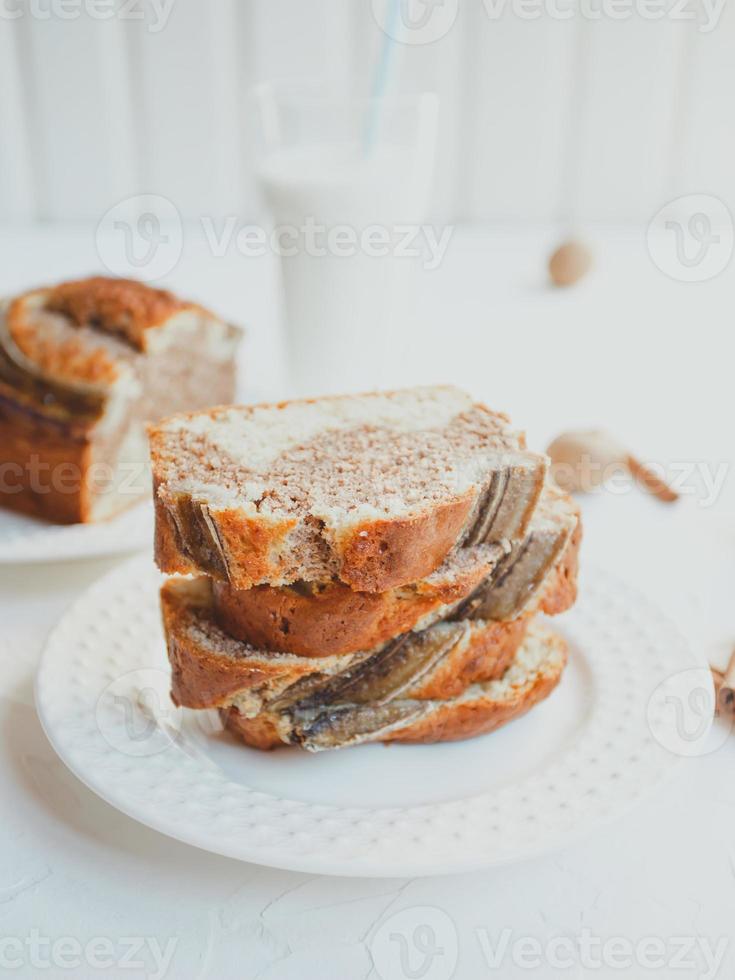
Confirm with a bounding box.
[1,225,734,980]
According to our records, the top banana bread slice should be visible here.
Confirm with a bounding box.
[149,386,547,592]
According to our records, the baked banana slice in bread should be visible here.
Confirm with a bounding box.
[149,387,547,592]
[160,515,576,722]
[162,575,530,715]
[222,625,568,751]
[210,485,579,657]
[0,276,240,523]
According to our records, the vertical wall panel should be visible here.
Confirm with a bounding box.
[463,4,577,221]
[0,1,715,224]
[20,4,136,220]
[676,10,735,214]
[573,15,685,222]
[249,0,353,85]
[129,1,246,217]
[0,21,34,219]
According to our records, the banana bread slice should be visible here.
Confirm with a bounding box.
[210,485,579,657]
[150,386,547,592]
[161,574,530,716]
[0,276,240,523]
[222,624,567,750]
[211,541,507,657]
[160,515,576,718]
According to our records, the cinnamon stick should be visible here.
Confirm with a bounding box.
[717,649,735,716]
[626,455,679,503]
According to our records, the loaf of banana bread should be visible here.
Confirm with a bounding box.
[0,276,241,523]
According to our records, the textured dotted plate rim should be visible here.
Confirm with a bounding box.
[35,555,703,877]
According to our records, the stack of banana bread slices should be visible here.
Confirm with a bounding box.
[150,386,580,752]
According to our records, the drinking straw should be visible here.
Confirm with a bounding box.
[364,0,401,154]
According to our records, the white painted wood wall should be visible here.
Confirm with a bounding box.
[0,0,732,223]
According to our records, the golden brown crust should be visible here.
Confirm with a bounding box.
[161,514,579,713]
[210,504,582,656]
[8,296,120,386]
[220,632,567,749]
[161,579,320,709]
[411,616,527,699]
[335,495,476,593]
[153,486,478,595]
[538,512,582,616]
[384,653,565,744]
[43,277,188,350]
[6,277,198,389]
[221,709,283,750]
[0,399,94,523]
[161,576,532,711]
[152,478,193,570]
[148,389,547,594]
[7,276,221,389]
[211,548,496,658]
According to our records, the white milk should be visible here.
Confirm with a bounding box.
[257,142,434,395]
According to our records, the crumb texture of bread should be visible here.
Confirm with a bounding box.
[151,387,547,591]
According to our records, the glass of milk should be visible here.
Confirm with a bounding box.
[252,82,438,396]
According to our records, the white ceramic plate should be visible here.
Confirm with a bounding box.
[35,556,708,877]
[0,504,152,564]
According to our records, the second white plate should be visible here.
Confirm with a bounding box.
[35,556,707,876]
[0,503,153,564]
